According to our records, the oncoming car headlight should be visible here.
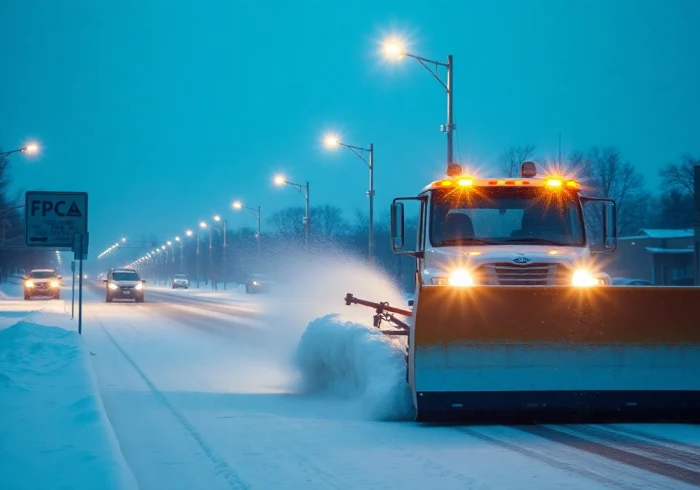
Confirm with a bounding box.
[134,283,143,290]
[50,280,60,288]
[108,282,119,290]
[25,280,34,288]
[572,269,602,287]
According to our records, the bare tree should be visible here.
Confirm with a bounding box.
[311,205,349,238]
[572,146,650,235]
[659,154,699,198]
[498,145,536,177]
[269,207,306,237]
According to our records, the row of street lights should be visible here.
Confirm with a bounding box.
[117,202,261,288]
[111,37,455,268]
[273,38,455,262]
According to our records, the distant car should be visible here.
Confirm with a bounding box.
[24,269,62,300]
[245,274,273,294]
[104,268,145,302]
[172,273,189,289]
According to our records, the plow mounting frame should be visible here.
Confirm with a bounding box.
[344,293,411,335]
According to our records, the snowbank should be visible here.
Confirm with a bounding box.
[295,313,414,421]
[0,322,138,490]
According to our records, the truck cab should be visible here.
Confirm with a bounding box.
[391,162,618,290]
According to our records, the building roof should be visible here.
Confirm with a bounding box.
[645,247,694,255]
[619,228,694,240]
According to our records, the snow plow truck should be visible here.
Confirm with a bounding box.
[345,161,700,423]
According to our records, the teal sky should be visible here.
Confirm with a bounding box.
[2,0,698,255]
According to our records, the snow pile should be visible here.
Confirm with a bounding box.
[295,313,414,421]
[0,322,138,490]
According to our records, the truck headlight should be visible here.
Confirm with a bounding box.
[449,269,474,287]
[134,283,143,290]
[572,269,599,287]
[109,282,119,290]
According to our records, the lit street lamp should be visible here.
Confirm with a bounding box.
[200,221,212,286]
[382,38,458,175]
[232,200,261,247]
[186,229,200,287]
[0,142,40,158]
[174,236,184,270]
[324,134,375,262]
[274,174,310,248]
[213,215,228,289]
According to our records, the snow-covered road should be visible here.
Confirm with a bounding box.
[65,279,700,490]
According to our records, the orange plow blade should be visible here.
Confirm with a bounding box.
[409,286,700,422]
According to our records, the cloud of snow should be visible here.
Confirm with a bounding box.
[253,250,413,420]
[294,313,414,421]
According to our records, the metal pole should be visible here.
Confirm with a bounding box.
[71,261,76,319]
[196,235,200,288]
[257,206,261,252]
[180,242,183,270]
[305,182,310,249]
[368,143,375,263]
[446,54,454,170]
[208,230,212,288]
[78,234,84,335]
[223,220,227,290]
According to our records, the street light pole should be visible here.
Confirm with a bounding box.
[186,230,200,287]
[446,55,454,170]
[213,216,227,289]
[324,136,375,261]
[383,43,457,175]
[304,183,310,248]
[273,176,310,249]
[232,202,262,252]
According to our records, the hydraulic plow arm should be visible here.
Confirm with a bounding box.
[344,293,412,335]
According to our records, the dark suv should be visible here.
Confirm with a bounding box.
[104,268,145,302]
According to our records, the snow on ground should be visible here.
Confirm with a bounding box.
[0,284,138,490]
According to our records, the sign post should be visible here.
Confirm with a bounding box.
[71,261,76,319]
[25,191,88,334]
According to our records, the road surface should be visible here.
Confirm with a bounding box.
[20,282,700,489]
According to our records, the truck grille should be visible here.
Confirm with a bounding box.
[476,263,571,285]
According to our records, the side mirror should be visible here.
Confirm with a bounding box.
[57,275,63,280]
[141,279,147,283]
[390,202,405,251]
[602,201,617,251]
[102,279,108,283]
[581,196,617,254]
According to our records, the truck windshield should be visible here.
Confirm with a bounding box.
[429,186,585,247]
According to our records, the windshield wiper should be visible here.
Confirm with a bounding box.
[439,237,496,246]
[503,237,568,246]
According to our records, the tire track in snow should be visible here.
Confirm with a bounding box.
[455,427,638,489]
[606,425,700,452]
[566,425,700,469]
[96,318,251,490]
[518,425,700,487]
